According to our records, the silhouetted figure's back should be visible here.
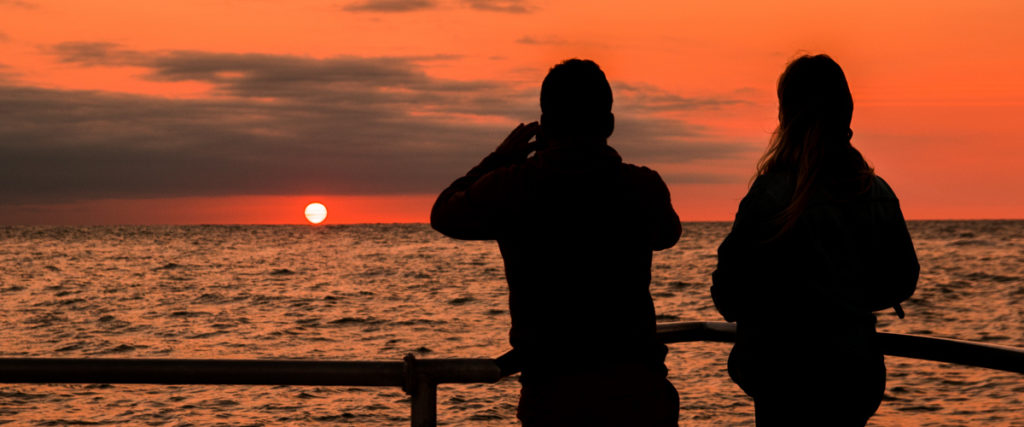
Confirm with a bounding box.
[711,55,918,426]
[433,59,681,426]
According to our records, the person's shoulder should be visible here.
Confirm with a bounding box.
[619,162,671,189]
[868,175,899,200]
[620,162,659,177]
[749,172,793,207]
[751,171,789,188]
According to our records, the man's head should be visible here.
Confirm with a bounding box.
[540,59,614,144]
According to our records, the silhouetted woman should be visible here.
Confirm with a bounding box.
[710,55,919,426]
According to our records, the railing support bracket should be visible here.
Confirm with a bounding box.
[404,353,438,427]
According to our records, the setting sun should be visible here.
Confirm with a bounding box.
[304,202,327,224]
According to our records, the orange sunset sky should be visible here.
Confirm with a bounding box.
[1,0,1021,224]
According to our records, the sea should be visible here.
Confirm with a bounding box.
[0,221,1021,426]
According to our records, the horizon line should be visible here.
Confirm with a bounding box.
[4,218,1024,227]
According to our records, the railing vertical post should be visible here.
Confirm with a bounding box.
[410,377,437,427]
[404,353,438,427]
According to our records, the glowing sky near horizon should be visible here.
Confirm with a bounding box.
[0,0,1021,224]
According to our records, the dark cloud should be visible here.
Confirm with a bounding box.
[342,0,437,12]
[659,172,740,185]
[614,82,746,113]
[462,0,531,13]
[49,43,484,98]
[50,42,137,66]
[0,0,36,8]
[340,0,532,13]
[0,63,21,84]
[611,116,753,162]
[515,36,565,45]
[0,43,751,204]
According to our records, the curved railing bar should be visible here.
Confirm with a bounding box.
[875,331,1024,374]
[654,321,1024,374]
[0,322,1019,384]
[0,321,1020,426]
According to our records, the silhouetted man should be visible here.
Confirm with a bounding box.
[432,59,681,426]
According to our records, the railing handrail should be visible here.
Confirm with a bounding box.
[653,321,1024,374]
[0,357,502,386]
[1,321,1021,426]
[875,331,1024,373]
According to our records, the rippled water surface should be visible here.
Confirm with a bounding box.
[0,222,1021,425]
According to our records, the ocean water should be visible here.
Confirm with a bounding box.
[0,221,1021,426]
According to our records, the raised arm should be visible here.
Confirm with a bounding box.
[431,122,539,240]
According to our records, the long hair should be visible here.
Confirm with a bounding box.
[757,55,874,234]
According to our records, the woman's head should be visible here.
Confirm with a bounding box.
[777,54,853,141]
[758,54,873,234]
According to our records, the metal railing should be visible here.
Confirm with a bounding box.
[0,321,1021,426]
[654,321,1024,374]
